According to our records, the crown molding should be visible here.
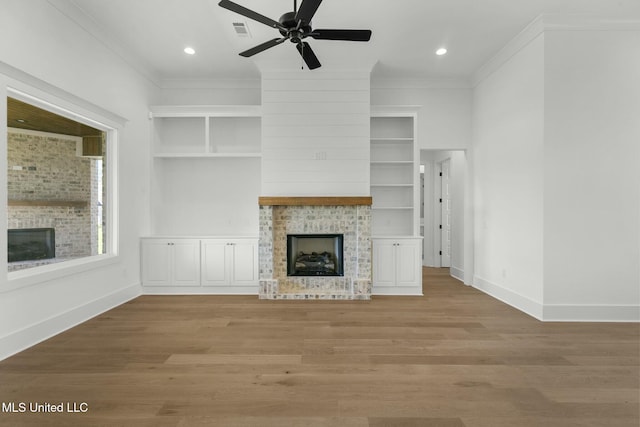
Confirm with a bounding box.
[472,14,640,87]
[371,77,471,89]
[472,15,546,87]
[541,14,640,31]
[159,78,262,90]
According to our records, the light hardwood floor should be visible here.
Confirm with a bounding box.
[1,268,638,426]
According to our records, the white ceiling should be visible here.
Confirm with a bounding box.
[64,0,640,84]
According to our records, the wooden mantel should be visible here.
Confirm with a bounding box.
[259,196,372,206]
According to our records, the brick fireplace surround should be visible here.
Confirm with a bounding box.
[258,197,372,300]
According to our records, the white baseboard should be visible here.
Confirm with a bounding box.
[450,267,464,283]
[142,285,258,295]
[372,287,423,296]
[473,276,640,322]
[473,276,544,320]
[543,304,640,322]
[0,283,141,361]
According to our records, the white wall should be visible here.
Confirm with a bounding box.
[159,82,261,105]
[152,157,261,236]
[261,70,370,196]
[0,0,155,359]
[471,20,640,321]
[371,83,472,150]
[543,29,640,320]
[472,34,546,317]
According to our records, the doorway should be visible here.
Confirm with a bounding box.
[420,150,465,279]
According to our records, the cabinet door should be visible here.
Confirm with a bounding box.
[396,240,420,287]
[172,240,201,286]
[141,240,172,286]
[229,240,258,285]
[372,240,397,287]
[201,240,228,286]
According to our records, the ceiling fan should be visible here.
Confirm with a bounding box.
[218,0,372,70]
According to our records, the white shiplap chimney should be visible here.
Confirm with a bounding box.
[260,69,371,196]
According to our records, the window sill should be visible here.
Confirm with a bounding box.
[4,254,119,293]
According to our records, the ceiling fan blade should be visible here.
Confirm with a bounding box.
[310,29,372,42]
[296,42,321,70]
[295,0,322,23]
[218,0,284,30]
[239,38,286,57]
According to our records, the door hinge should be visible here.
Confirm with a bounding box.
[439,198,442,203]
[439,251,442,255]
[439,172,443,176]
[439,224,442,229]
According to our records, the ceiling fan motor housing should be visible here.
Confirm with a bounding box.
[279,11,312,43]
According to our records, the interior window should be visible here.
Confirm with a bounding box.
[7,97,109,272]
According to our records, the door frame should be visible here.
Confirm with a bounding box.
[434,158,451,268]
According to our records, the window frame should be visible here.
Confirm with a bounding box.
[3,85,121,292]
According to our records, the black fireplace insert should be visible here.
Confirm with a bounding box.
[287,234,344,276]
[8,228,55,262]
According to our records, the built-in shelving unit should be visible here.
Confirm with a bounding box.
[370,109,420,237]
[148,105,262,238]
[150,105,262,158]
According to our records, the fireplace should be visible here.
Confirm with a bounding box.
[258,197,372,300]
[287,234,344,276]
[8,228,55,262]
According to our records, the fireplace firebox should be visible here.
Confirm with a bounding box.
[287,234,344,276]
[8,228,55,262]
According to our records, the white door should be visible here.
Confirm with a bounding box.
[440,159,451,268]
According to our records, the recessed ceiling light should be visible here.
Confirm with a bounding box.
[184,47,196,55]
[436,48,447,56]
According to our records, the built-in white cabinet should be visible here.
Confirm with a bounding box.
[201,239,259,287]
[146,105,261,295]
[372,237,422,295]
[141,237,258,294]
[141,238,200,287]
[370,107,422,295]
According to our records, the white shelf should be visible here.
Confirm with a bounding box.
[371,184,413,187]
[371,138,414,142]
[372,206,414,210]
[154,153,261,159]
[150,105,262,117]
[371,161,413,165]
